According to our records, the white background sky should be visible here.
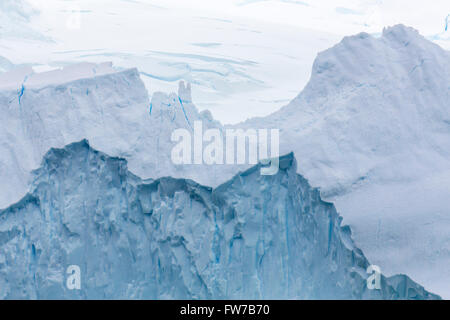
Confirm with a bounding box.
[157,0,450,36]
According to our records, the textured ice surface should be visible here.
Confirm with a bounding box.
[0,140,439,299]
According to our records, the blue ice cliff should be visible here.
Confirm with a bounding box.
[0,140,440,299]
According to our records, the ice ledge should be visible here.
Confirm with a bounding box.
[0,62,122,91]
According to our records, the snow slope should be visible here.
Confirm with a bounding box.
[0,140,439,299]
[242,25,450,297]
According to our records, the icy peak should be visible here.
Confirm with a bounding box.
[150,81,222,129]
[336,25,423,50]
[382,24,421,44]
[178,80,192,103]
[299,24,450,102]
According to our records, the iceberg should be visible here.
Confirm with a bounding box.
[0,24,449,298]
[0,63,239,211]
[0,140,439,299]
[241,25,450,297]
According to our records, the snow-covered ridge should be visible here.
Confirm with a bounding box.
[0,140,440,299]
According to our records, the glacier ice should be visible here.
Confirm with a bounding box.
[0,140,439,299]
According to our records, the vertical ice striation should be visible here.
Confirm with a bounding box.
[0,140,439,299]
